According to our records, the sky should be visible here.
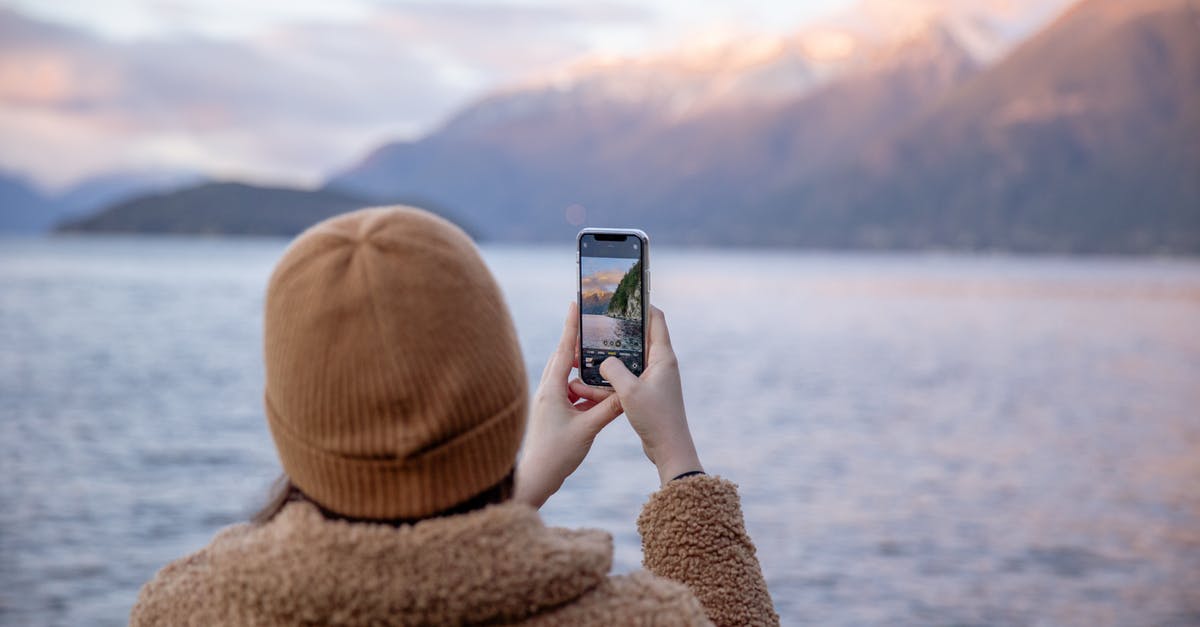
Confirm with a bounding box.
[581,256,638,294]
[0,0,1066,191]
[0,0,863,190]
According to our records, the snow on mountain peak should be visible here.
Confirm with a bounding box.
[845,0,1076,62]
[442,0,1075,134]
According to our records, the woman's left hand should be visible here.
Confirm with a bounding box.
[514,301,623,509]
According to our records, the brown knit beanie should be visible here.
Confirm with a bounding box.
[263,206,527,520]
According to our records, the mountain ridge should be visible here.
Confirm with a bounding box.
[763,0,1200,252]
[33,0,1199,254]
[326,0,1198,254]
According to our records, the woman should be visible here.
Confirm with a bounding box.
[131,207,778,626]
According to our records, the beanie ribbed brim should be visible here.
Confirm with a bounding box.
[265,391,526,521]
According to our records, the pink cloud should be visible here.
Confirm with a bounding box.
[581,269,627,292]
[0,3,651,188]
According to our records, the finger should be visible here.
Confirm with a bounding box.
[542,301,580,388]
[574,344,580,370]
[647,306,676,365]
[573,399,598,412]
[599,357,639,395]
[567,384,582,405]
[581,393,623,434]
[569,378,615,403]
[648,305,673,348]
[538,344,556,384]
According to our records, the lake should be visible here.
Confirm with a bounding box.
[581,313,643,352]
[2,236,1199,626]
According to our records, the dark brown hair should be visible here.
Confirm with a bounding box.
[251,469,515,526]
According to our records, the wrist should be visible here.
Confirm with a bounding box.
[655,446,703,486]
[512,481,545,509]
[513,461,560,509]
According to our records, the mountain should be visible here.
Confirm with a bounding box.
[618,24,979,242]
[327,0,1198,254]
[752,0,1200,253]
[581,289,613,315]
[328,16,983,242]
[0,171,52,233]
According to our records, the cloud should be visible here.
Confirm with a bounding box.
[377,2,651,26]
[0,2,653,188]
[0,0,1065,188]
[581,268,628,292]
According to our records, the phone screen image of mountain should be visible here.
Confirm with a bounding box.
[580,256,642,355]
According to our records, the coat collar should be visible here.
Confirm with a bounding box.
[201,500,613,624]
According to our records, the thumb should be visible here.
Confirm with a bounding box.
[581,393,623,435]
[600,357,638,395]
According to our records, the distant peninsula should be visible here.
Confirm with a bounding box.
[55,182,474,238]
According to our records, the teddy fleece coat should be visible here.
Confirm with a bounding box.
[130,474,778,626]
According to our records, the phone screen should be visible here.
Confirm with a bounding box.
[578,232,646,386]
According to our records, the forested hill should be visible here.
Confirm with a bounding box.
[606,261,643,320]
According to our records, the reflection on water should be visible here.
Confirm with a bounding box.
[581,313,642,352]
[2,237,1199,626]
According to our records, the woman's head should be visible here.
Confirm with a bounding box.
[261,207,527,520]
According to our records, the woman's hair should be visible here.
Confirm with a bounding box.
[251,468,515,526]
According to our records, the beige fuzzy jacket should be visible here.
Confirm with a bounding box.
[131,474,778,626]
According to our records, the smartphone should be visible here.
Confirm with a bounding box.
[577,228,649,387]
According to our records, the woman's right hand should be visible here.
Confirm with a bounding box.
[594,306,703,486]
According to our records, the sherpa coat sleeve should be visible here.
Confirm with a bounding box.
[637,474,779,626]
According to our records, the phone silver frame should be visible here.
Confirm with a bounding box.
[576,228,650,388]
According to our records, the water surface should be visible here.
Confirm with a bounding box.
[2,236,1199,626]
[581,313,642,352]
